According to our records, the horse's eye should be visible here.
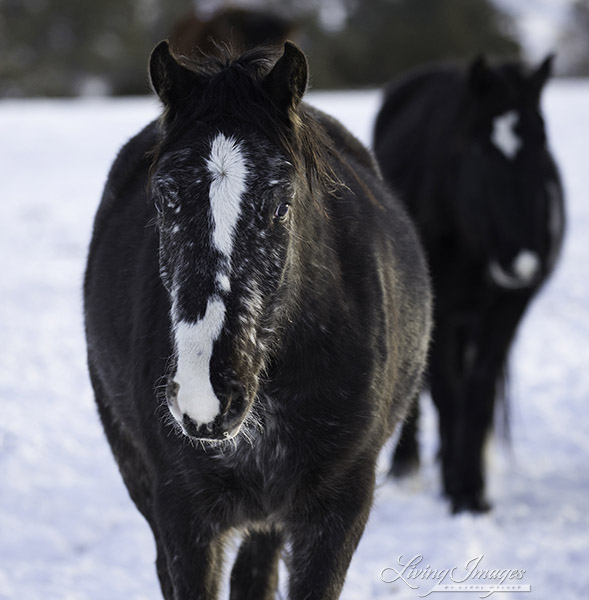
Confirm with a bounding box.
[274,202,290,221]
[154,199,164,216]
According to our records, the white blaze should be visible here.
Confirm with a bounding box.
[173,299,226,426]
[491,110,522,159]
[171,134,248,427]
[207,134,248,258]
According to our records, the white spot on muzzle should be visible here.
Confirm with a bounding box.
[512,250,540,281]
[489,249,540,289]
[173,299,226,426]
[491,110,522,159]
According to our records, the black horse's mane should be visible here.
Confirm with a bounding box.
[155,44,335,197]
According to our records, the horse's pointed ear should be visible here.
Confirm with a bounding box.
[262,41,308,115]
[149,40,194,108]
[531,53,554,94]
[468,54,494,94]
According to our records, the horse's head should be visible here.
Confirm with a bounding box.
[456,54,564,289]
[148,41,315,442]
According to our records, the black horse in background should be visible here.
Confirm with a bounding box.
[84,41,431,599]
[373,55,565,513]
[169,7,298,58]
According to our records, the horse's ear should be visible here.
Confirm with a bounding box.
[149,40,195,108]
[262,41,308,116]
[531,53,554,94]
[467,54,494,94]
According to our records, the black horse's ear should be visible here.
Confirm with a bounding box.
[531,53,554,93]
[468,54,494,94]
[149,40,195,108]
[262,41,308,115]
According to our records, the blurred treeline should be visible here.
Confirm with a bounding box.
[0,0,587,98]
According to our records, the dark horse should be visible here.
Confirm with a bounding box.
[373,55,565,513]
[84,41,431,599]
[169,7,297,58]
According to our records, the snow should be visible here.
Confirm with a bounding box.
[1,82,588,599]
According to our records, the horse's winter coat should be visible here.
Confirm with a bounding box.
[373,55,565,513]
[84,41,431,599]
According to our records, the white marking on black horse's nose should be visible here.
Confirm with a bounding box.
[489,249,540,289]
[173,299,226,426]
[512,250,540,282]
[491,110,522,159]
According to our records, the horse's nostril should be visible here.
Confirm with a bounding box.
[166,380,179,400]
[166,381,184,424]
[226,394,245,419]
[182,414,215,438]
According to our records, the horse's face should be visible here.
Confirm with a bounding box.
[151,129,297,441]
[457,55,564,289]
[148,41,308,442]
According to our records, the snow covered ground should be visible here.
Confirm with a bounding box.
[0,81,587,600]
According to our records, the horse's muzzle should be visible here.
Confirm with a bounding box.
[489,249,542,290]
[166,380,249,442]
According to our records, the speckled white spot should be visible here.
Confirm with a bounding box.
[491,110,522,159]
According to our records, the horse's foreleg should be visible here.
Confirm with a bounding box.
[452,293,531,513]
[427,317,463,501]
[153,487,225,600]
[229,528,283,600]
[390,396,420,477]
[286,464,375,600]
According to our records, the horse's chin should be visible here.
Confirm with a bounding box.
[181,417,246,443]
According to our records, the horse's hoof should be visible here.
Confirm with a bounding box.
[451,492,491,514]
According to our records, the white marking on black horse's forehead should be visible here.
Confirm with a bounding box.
[207,134,248,259]
[491,110,522,159]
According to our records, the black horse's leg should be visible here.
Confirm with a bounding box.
[155,537,175,600]
[286,462,376,600]
[390,395,420,477]
[229,528,283,600]
[90,375,177,595]
[153,487,225,600]
[427,316,463,501]
[451,293,531,513]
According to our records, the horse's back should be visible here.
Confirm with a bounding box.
[375,66,463,141]
[373,66,465,237]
